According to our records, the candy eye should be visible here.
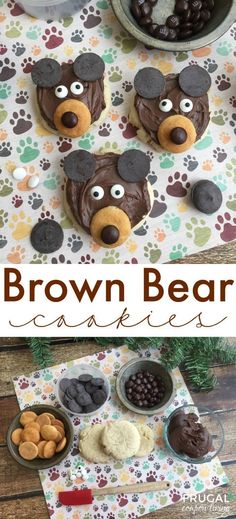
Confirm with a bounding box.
[180,98,193,113]
[55,85,68,98]
[91,186,104,200]
[159,99,173,112]
[110,184,125,199]
[70,81,84,95]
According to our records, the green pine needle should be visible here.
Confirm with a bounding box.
[26,336,236,392]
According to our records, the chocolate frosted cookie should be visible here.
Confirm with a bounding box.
[31,53,110,138]
[129,65,211,153]
[192,180,222,214]
[64,149,153,248]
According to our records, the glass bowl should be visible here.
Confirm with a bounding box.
[56,363,110,417]
[163,404,224,464]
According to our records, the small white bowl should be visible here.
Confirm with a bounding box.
[56,363,110,417]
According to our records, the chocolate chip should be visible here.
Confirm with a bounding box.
[93,389,107,405]
[78,374,93,383]
[179,65,211,97]
[31,58,62,88]
[73,52,105,82]
[64,150,96,182]
[30,219,64,254]
[191,180,222,214]
[134,67,165,99]
[68,399,83,413]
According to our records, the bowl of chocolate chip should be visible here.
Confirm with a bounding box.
[116,358,176,415]
[56,364,110,416]
[111,0,235,51]
[164,404,224,463]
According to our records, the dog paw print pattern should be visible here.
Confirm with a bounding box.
[63,149,153,248]
[130,65,211,153]
[16,0,89,19]
[31,53,109,138]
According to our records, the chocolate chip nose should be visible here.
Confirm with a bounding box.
[61,111,78,128]
[101,225,119,245]
[170,127,187,145]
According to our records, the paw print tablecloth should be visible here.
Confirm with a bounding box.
[13,344,228,519]
[0,0,235,264]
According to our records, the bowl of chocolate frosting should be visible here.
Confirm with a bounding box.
[164,404,224,463]
[111,0,236,52]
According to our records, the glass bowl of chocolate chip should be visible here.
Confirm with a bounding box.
[163,404,224,463]
[56,363,110,417]
[111,0,235,51]
[116,358,176,415]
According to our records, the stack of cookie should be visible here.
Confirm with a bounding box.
[78,420,154,463]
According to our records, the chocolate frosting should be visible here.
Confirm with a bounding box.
[66,153,151,232]
[37,63,105,130]
[168,411,212,458]
[134,73,210,144]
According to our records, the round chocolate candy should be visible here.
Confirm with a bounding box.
[139,15,153,26]
[200,9,211,21]
[101,225,119,245]
[30,219,64,254]
[191,0,202,11]
[84,403,100,413]
[166,14,180,28]
[59,378,71,392]
[175,0,189,14]
[68,400,83,413]
[78,374,93,383]
[131,1,142,19]
[193,20,205,33]
[154,24,169,40]
[191,180,222,214]
[93,389,107,405]
[91,377,105,387]
[77,392,93,406]
[140,2,152,16]
[170,127,187,145]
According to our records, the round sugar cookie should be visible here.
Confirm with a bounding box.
[79,424,110,463]
[135,424,154,457]
[102,421,140,460]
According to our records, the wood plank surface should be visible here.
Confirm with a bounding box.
[0,463,235,519]
[169,241,236,264]
[1,338,236,519]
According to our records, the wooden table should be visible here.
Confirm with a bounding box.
[171,241,236,263]
[1,338,236,519]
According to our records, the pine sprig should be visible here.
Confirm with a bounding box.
[26,336,236,392]
[26,337,52,369]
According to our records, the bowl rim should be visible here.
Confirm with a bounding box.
[116,357,176,415]
[7,404,74,470]
[111,0,236,52]
[163,404,225,464]
[56,362,111,417]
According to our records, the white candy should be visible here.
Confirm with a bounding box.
[28,175,40,189]
[12,167,27,181]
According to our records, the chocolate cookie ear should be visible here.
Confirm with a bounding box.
[134,67,165,99]
[117,150,151,182]
[31,58,62,88]
[179,65,211,97]
[64,150,96,182]
[73,53,105,82]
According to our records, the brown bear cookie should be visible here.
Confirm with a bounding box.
[31,53,110,138]
[130,65,211,153]
[64,149,153,248]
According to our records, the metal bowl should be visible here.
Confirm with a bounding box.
[111,0,236,52]
[7,404,74,470]
[116,358,176,415]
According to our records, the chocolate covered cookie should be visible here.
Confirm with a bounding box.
[130,65,211,153]
[64,149,153,248]
[31,53,110,138]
